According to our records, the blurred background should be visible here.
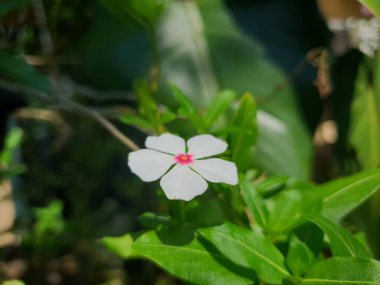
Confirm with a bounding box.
[0,0,379,284]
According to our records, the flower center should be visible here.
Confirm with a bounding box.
[175,153,193,165]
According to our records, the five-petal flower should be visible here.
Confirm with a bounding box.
[128,133,238,201]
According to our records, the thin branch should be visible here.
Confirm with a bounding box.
[0,79,141,151]
[91,112,140,151]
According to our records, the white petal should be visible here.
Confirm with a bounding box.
[160,165,208,201]
[187,134,228,158]
[128,149,175,182]
[191,158,238,185]
[145,133,186,155]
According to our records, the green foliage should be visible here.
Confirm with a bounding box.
[302,257,380,284]
[230,93,257,169]
[0,127,26,181]
[350,60,380,169]
[102,225,252,285]
[0,127,23,164]
[99,0,171,30]
[286,235,316,276]
[239,174,268,229]
[0,0,30,17]
[309,215,371,258]
[317,169,380,221]
[0,52,52,93]
[31,200,65,249]
[198,223,290,284]
[1,281,26,285]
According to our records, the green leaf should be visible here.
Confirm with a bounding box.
[0,52,52,93]
[286,235,316,276]
[267,190,302,234]
[256,175,289,197]
[309,215,371,258]
[350,61,380,169]
[198,222,290,284]
[159,109,176,125]
[294,222,324,258]
[0,127,24,164]
[158,1,219,107]
[204,89,236,128]
[102,226,252,285]
[239,174,269,229]
[317,169,380,221]
[230,93,257,170]
[170,84,205,130]
[134,80,158,122]
[302,257,380,284]
[99,0,170,30]
[359,0,380,18]
[120,113,155,130]
[0,0,30,17]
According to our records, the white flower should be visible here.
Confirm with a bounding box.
[128,133,238,201]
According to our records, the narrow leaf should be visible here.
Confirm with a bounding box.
[204,89,236,127]
[309,215,371,258]
[230,93,257,169]
[239,174,269,228]
[317,169,380,221]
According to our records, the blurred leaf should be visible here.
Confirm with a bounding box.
[0,0,30,17]
[159,109,176,124]
[99,0,170,30]
[267,190,302,234]
[170,84,205,130]
[359,0,380,18]
[134,80,158,122]
[0,127,23,164]
[198,222,290,284]
[102,227,252,285]
[350,62,380,169]
[230,93,257,169]
[256,175,289,197]
[0,164,27,181]
[200,0,312,179]
[317,169,380,221]
[158,1,219,107]
[239,174,268,229]
[0,53,52,93]
[1,280,26,285]
[309,215,371,258]
[138,212,172,229]
[286,235,316,276]
[302,257,380,284]
[34,200,65,237]
[204,89,236,128]
[120,113,155,130]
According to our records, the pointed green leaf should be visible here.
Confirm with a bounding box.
[198,222,290,284]
[204,89,236,128]
[317,169,380,221]
[230,93,257,170]
[309,215,371,258]
[239,174,268,228]
[302,257,380,284]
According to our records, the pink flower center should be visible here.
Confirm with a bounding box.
[175,153,193,165]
